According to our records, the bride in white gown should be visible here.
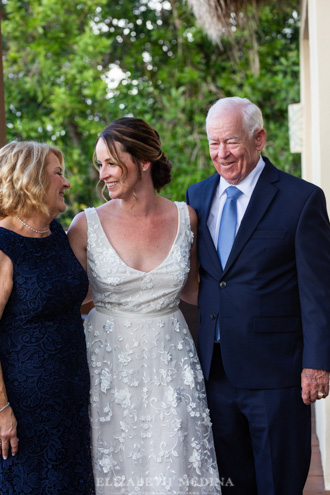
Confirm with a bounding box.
[68,118,221,495]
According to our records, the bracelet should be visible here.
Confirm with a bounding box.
[0,402,10,413]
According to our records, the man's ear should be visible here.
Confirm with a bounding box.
[255,128,267,151]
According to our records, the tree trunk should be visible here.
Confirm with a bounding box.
[0,17,6,147]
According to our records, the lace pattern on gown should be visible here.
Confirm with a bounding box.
[84,202,221,495]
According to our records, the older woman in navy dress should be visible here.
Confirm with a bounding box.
[0,141,95,494]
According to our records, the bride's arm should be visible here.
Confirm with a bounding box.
[67,213,93,305]
[180,206,199,306]
[67,212,88,272]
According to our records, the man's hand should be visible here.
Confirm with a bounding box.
[301,368,330,405]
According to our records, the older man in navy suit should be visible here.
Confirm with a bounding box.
[186,97,330,495]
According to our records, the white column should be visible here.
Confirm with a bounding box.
[315,400,330,488]
[307,0,330,197]
[302,0,330,489]
[300,0,312,181]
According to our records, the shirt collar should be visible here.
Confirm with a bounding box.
[217,156,265,198]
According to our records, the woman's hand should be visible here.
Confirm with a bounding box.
[0,406,18,459]
[0,251,17,459]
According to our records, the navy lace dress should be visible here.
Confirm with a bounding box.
[0,220,95,494]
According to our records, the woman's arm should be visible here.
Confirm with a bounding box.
[67,212,88,272]
[67,212,92,305]
[0,250,18,459]
[180,206,199,306]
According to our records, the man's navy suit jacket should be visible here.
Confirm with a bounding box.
[186,157,330,388]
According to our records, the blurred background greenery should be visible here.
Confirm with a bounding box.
[1,0,300,225]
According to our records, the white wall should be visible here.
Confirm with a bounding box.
[300,0,330,488]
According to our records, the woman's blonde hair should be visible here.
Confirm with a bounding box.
[0,141,64,217]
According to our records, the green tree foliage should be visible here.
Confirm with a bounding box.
[1,0,300,225]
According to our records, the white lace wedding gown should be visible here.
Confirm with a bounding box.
[84,202,221,495]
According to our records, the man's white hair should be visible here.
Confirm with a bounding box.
[206,97,264,137]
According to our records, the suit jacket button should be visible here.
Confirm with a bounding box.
[210,313,217,319]
[219,281,227,288]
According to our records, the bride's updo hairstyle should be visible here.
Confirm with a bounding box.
[95,117,172,193]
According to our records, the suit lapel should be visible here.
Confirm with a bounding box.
[222,159,280,276]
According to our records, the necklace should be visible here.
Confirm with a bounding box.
[16,216,50,234]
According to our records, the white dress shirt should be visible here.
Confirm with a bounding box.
[207,157,266,248]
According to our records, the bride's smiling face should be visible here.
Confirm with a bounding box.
[95,138,141,199]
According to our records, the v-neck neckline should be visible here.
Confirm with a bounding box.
[92,202,180,275]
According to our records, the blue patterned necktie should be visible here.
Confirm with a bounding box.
[215,186,242,342]
[217,186,243,269]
